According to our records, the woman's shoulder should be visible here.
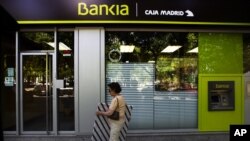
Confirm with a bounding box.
[117,95,124,99]
[117,95,126,104]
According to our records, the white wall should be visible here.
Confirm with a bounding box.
[75,27,105,134]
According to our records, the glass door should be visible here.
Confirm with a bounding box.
[20,52,53,133]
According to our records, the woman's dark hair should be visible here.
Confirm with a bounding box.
[108,82,122,93]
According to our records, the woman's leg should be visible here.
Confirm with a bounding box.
[109,120,124,141]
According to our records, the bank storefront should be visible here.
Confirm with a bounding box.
[1,0,250,140]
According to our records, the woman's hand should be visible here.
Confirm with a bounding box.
[96,111,102,116]
[96,109,114,116]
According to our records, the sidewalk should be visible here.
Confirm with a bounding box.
[4,132,229,141]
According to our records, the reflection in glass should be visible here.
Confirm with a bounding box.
[57,31,74,131]
[106,63,154,129]
[20,32,54,51]
[105,31,198,129]
[22,55,53,131]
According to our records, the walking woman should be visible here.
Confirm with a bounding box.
[96,82,126,141]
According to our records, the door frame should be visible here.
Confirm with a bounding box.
[20,51,56,135]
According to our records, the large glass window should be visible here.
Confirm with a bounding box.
[105,31,198,129]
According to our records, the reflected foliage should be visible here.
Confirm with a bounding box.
[23,32,53,44]
[19,31,75,131]
[23,56,47,84]
[20,32,54,51]
[20,31,74,87]
[105,32,198,91]
[57,32,74,87]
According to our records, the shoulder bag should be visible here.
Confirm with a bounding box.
[108,97,119,120]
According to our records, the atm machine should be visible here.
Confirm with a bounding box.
[208,81,235,111]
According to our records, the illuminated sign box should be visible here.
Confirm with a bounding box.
[1,0,250,25]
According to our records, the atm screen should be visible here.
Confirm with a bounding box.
[211,95,220,103]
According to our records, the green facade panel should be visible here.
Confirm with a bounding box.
[198,33,244,131]
[199,33,243,74]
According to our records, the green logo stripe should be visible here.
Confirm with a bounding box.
[17,20,250,26]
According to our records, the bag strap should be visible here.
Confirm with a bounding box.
[115,97,119,110]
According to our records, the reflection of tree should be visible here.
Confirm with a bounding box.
[106,32,173,62]
[21,32,54,85]
[105,32,198,91]
[23,32,53,44]
[106,32,198,61]
[133,32,172,62]
[21,31,74,86]
[57,32,74,81]
[107,63,154,89]
[23,56,46,85]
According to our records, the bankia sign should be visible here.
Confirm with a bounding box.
[1,0,250,25]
